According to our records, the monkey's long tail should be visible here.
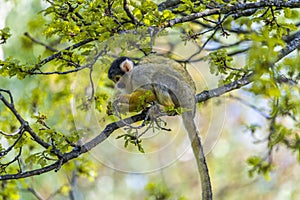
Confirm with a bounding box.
[182,111,212,200]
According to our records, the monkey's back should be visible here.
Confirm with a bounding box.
[127,55,196,110]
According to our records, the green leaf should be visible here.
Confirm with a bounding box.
[0,27,12,44]
[283,8,292,18]
[246,156,262,166]
[125,139,129,148]
[137,143,145,153]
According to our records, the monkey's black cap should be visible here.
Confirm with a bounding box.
[108,57,133,81]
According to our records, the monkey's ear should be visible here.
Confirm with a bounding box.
[120,59,134,72]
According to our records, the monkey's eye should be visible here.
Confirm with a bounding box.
[114,75,121,83]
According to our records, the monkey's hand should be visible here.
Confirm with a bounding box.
[112,89,156,115]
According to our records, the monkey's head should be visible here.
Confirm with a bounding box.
[108,57,134,83]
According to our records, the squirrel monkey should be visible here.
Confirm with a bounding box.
[108,55,212,199]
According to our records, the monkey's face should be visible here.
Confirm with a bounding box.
[108,57,134,83]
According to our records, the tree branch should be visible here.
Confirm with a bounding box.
[24,32,58,52]
[30,38,95,73]
[162,8,220,28]
[0,90,57,155]
[158,0,181,11]
[123,0,139,25]
[161,1,300,28]
[30,44,107,75]
[195,73,253,102]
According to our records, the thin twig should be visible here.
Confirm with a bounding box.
[24,32,58,52]
[0,148,22,168]
[0,128,22,137]
[69,167,78,200]
[0,129,24,158]
[229,94,271,119]
[25,188,44,200]
[186,13,231,61]
[31,45,107,75]
[33,38,95,72]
